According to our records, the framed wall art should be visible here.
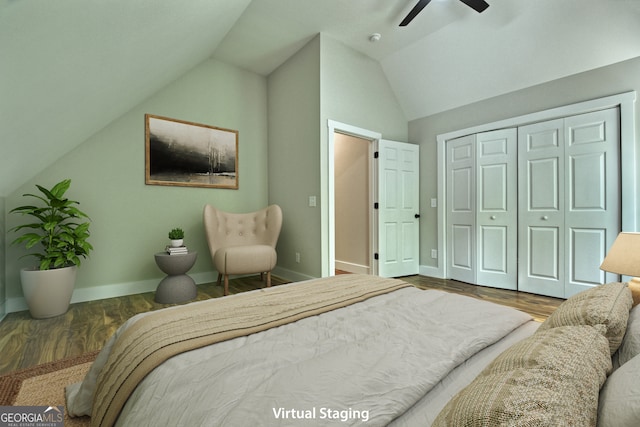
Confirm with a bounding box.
[145,114,239,189]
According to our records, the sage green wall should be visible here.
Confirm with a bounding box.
[5,59,268,304]
[267,34,408,279]
[410,56,640,270]
[267,36,322,279]
[320,35,407,142]
[5,31,408,308]
[0,197,5,319]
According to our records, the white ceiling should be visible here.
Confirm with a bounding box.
[215,0,640,120]
[2,0,640,196]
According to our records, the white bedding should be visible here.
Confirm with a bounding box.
[68,283,532,426]
[390,320,539,426]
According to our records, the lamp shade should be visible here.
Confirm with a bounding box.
[600,232,640,277]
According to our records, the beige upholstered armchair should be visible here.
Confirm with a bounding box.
[203,204,282,295]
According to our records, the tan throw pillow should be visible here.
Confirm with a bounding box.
[433,326,612,427]
[538,282,632,354]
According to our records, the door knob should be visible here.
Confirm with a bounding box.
[490,215,496,220]
[415,214,420,218]
[542,215,549,220]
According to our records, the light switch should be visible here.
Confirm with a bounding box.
[308,196,317,207]
[430,198,437,208]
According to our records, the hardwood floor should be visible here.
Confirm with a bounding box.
[0,275,288,375]
[0,274,562,376]
[399,275,562,323]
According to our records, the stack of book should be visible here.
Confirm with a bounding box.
[166,245,188,255]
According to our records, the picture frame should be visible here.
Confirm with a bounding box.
[145,114,239,189]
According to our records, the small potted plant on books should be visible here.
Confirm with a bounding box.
[167,227,187,255]
[168,227,184,247]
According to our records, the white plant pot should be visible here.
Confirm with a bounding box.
[20,265,77,319]
[170,239,184,247]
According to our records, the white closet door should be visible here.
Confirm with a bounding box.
[518,109,620,298]
[446,135,476,284]
[476,129,518,289]
[518,119,565,297]
[564,109,620,296]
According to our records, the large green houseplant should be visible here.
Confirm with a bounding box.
[10,179,93,318]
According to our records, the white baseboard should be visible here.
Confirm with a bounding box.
[272,266,317,283]
[420,264,445,279]
[3,269,319,315]
[0,299,6,322]
[335,260,370,275]
[6,296,28,314]
[5,271,219,315]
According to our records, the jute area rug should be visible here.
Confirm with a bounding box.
[0,351,99,426]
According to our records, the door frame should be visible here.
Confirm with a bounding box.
[435,91,637,279]
[326,120,381,277]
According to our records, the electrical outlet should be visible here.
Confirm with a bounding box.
[430,198,437,208]
[431,249,438,259]
[295,252,301,263]
[308,196,317,207]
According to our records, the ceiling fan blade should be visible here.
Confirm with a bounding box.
[459,0,489,13]
[399,0,432,27]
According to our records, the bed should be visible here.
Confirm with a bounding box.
[65,274,639,426]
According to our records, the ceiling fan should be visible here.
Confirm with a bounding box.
[399,0,489,26]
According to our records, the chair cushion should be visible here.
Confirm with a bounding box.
[214,245,277,274]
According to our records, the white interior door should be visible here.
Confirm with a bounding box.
[378,140,420,277]
[446,135,476,283]
[476,129,518,289]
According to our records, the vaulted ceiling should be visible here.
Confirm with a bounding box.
[2,0,640,196]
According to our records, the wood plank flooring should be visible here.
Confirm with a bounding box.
[0,274,562,376]
[399,275,562,323]
[0,275,287,375]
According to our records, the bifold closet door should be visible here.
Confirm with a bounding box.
[517,119,565,297]
[518,109,620,298]
[563,109,620,296]
[446,135,476,284]
[446,129,517,289]
[475,129,517,289]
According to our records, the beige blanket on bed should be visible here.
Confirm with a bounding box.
[91,275,410,427]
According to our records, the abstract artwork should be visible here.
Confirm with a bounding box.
[145,114,238,189]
